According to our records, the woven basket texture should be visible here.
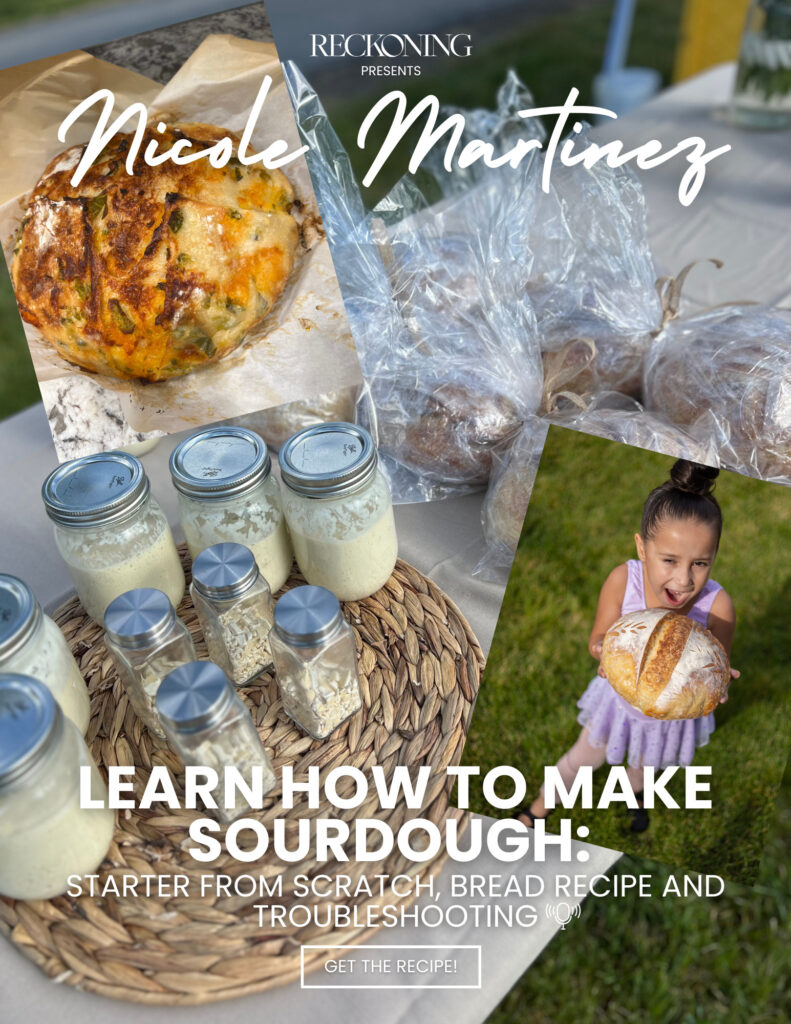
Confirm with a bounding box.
[0,551,483,1005]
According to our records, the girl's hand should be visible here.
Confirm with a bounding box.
[719,668,740,703]
[591,641,607,679]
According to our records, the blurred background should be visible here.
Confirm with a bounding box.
[2,3,788,1020]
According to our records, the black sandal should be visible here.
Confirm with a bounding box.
[512,806,551,827]
[628,791,650,833]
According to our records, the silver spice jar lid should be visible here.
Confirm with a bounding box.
[191,543,261,601]
[105,589,177,650]
[42,450,150,528]
[273,585,343,647]
[169,427,271,501]
[279,422,377,498]
[156,661,234,733]
[0,675,63,789]
[0,575,42,662]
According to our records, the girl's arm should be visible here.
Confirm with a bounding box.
[589,564,629,667]
[708,589,736,655]
[708,589,739,695]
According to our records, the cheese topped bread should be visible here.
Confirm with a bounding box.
[12,123,299,381]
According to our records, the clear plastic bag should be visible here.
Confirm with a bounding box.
[643,305,791,481]
[474,416,549,582]
[527,140,661,402]
[284,63,544,500]
[230,387,360,452]
[546,392,721,463]
[284,65,663,500]
[474,394,720,583]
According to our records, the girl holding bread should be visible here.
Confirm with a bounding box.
[519,460,739,833]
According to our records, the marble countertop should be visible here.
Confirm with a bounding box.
[86,2,272,83]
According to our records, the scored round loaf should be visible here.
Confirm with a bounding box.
[11,123,299,381]
[600,608,730,720]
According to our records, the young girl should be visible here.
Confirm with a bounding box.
[520,459,739,832]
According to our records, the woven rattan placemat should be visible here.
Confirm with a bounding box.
[0,552,483,1005]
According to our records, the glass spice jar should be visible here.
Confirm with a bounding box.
[104,588,197,741]
[156,661,276,824]
[279,422,399,601]
[170,426,293,593]
[270,585,362,740]
[0,573,90,735]
[190,543,275,686]
[0,674,115,900]
[42,450,185,624]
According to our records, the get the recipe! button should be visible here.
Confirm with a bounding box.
[301,945,481,989]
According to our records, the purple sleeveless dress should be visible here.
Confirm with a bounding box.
[577,559,721,768]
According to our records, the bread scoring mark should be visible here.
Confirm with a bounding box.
[11,122,301,381]
[601,608,728,720]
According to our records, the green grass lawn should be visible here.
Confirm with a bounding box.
[463,426,791,886]
[487,770,791,1024]
[472,426,791,1022]
[0,0,116,28]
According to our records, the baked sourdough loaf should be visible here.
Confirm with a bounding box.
[600,608,730,720]
[11,123,299,381]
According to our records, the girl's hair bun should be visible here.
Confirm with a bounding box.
[641,460,723,544]
[669,460,719,497]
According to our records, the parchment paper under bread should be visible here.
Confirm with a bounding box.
[0,36,362,461]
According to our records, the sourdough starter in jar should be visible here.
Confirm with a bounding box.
[170,427,293,593]
[0,574,90,734]
[270,585,362,739]
[0,675,115,900]
[42,450,185,623]
[279,423,398,601]
[156,661,276,824]
[104,588,197,740]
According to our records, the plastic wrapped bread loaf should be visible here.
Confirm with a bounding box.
[600,609,730,720]
[540,315,651,402]
[643,306,791,481]
[545,393,721,465]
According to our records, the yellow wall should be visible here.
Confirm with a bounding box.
[674,0,751,80]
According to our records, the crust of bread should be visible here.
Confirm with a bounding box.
[11,123,299,381]
[601,609,729,720]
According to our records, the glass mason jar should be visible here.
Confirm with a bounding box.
[42,450,185,624]
[190,543,275,686]
[0,573,90,734]
[279,423,399,601]
[732,1,791,128]
[156,661,276,824]
[0,675,115,900]
[270,585,362,740]
[104,588,197,741]
[170,426,293,593]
